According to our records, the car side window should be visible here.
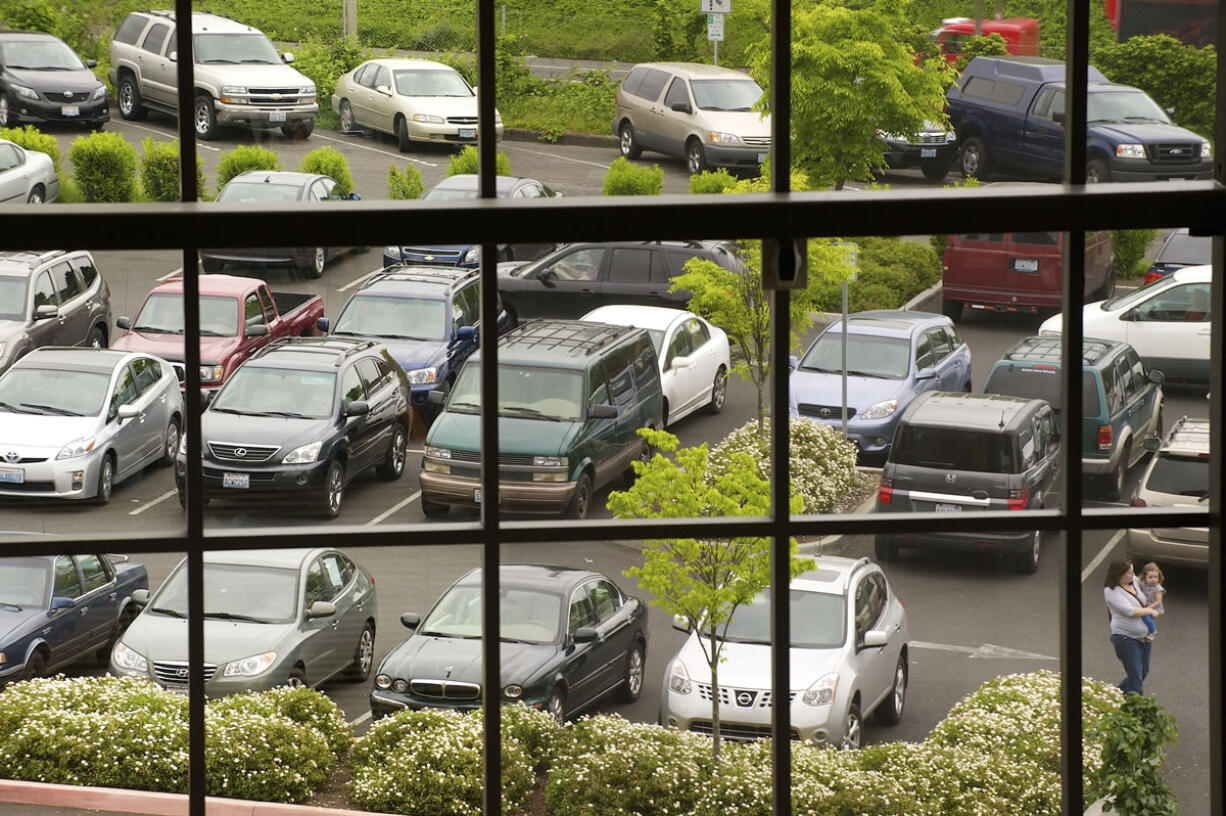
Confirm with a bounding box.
[77,555,111,592]
[373,65,391,90]
[927,328,953,363]
[631,335,655,386]
[305,559,340,605]
[109,365,140,421]
[453,282,479,330]
[354,63,376,87]
[665,249,704,280]
[243,293,266,331]
[684,318,710,351]
[663,77,689,109]
[587,580,621,623]
[568,591,596,633]
[518,183,545,198]
[603,343,636,402]
[1137,283,1209,322]
[33,270,58,311]
[141,23,171,55]
[0,144,21,172]
[914,333,935,370]
[258,289,277,325]
[609,249,653,284]
[320,553,350,594]
[74,256,99,289]
[853,574,886,640]
[341,365,366,410]
[131,357,159,392]
[620,66,646,97]
[53,556,82,599]
[324,180,344,201]
[48,262,83,303]
[635,68,670,101]
[1030,87,1056,120]
[944,325,964,350]
[587,368,610,407]
[114,14,148,45]
[665,327,692,368]
[1125,348,1147,392]
[1018,424,1036,470]
[1116,357,1137,403]
[1100,358,1121,414]
[543,248,603,282]
[356,357,386,394]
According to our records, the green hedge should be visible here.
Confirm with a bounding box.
[66,131,138,202]
[602,156,663,195]
[0,125,62,177]
[688,169,739,195]
[446,145,512,177]
[300,145,354,195]
[811,236,943,313]
[216,145,282,190]
[388,163,425,199]
[139,138,207,202]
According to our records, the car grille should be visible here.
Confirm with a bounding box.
[1147,142,1202,163]
[741,136,771,147]
[208,442,280,462]
[0,455,47,464]
[449,451,537,466]
[0,480,55,492]
[914,132,950,144]
[410,679,482,700]
[400,248,464,264]
[696,683,796,708]
[447,116,478,125]
[153,661,218,688]
[688,721,800,741]
[797,403,856,420]
[248,89,310,106]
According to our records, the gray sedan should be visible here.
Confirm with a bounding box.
[0,138,58,203]
[110,548,377,695]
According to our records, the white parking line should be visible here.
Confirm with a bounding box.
[349,710,372,727]
[501,143,611,169]
[118,121,221,151]
[339,265,388,292]
[912,640,1058,661]
[367,490,421,525]
[157,267,183,281]
[312,131,438,167]
[1082,529,1126,583]
[130,489,179,515]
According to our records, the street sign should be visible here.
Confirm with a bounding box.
[701,0,731,13]
[707,13,724,41]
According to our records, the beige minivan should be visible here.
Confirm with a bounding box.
[612,62,771,174]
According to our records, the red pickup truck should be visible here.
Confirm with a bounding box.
[111,274,326,390]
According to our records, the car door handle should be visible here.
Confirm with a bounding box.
[79,606,89,616]
[330,620,341,629]
[109,592,117,602]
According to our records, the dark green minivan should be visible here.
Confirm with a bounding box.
[419,320,663,519]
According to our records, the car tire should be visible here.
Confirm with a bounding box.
[98,604,140,665]
[840,700,863,750]
[27,185,45,204]
[873,655,907,725]
[1101,445,1129,502]
[546,688,567,724]
[421,496,450,518]
[87,325,107,349]
[941,297,963,321]
[616,642,646,703]
[396,117,412,152]
[376,424,407,481]
[686,139,708,175]
[320,460,345,519]
[704,366,728,414]
[339,100,357,132]
[1010,529,1041,574]
[300,247,327,279]
[874,536,898,561]
[0,97,9,127]
[285,667,307,688]
[564,471,593,519]
[282,120,314,140]
[194,94,218,140]
[22,650,46,681]
[624,429,654,486]
[117,74,148,121]
[619,121,641,160]
[959,136,989,180]
[93,453,115,505]
[1087,157,1111,183]
[921,162,950,183]
[159,418,181,468]
[345,624,376,681]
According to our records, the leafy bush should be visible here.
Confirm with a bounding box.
[388,163,425,199]
[0,125,62,177]
[499,68,618,137]
[209,685,352,757]
[1094,35,1215,139]
[710,417,858,514]
[602,156,663,195]
[206,707,333,803]
[139,138,207,202]
[292,38,373,129]
[810,236,942,312]
[953,32,1011,71]
[689,169,739,195]
[300,145,354,195]
[216,145,281,190]
[446,144,512,177]
[66,131,138,202]
[1088,693,1179,816]
[1112,228,1159,278]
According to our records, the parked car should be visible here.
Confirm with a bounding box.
[1127,416,1209,568]
[877,122,958,182]
[175,337,411,519]
[110,10,316,139]
[111,548,376,694]
[659,555,908,748]
[981,335,1163,500]
[1038,265,1211,383]
[613,62,770,173]
[0,250,111,376]
[419,319,663,519]
[112,274,325,392]
[333,58,502,151]
[497,240,744,323]
[0,30,108,129]
[874,391,1060,574]
[321,265,513,423]
[0,348,183,504]
[788,311,972,464]
[371,564,647,723]
[383,174,560,270]
[580,305,728,427]
[0,553,146,686]
[1143,228,1209,285]
[0,137,58,203]
[202,171,364,278]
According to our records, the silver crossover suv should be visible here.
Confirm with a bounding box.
[1127,416,1209,567]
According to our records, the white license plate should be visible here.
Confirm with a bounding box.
[269,111,286,123]
[757,152,767,163]
[0,467,24,484]
[920,148,937,158]
[934,503,962,513]
[61,105,79,117]
[459,128,476,139]
[222,473,250,489]
[474,488,481,503]
[1013,258,1039,272]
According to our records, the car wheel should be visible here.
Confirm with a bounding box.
[194,94,218,140]
[421,496,450,518]
[704,366,728,414]
[959,136,989,180]
[1102,445,1129,502]
[564,471,593,519]
[624,430,654,486]
[839,701,863,750]
[619,121,641,160]
[376,424,407,480]
[616,642,645,703]
[874,656,907,725]
[686,139,708,174]
[117,74,147,121]
[282,121,313,140]
[874,536,898,561]
[396,117,412,152]
[300,247,327,279]
[1154,406,1164,443]
[921,162,950,183]
[346,624,376,681]
[285,667,307,688]
[321,460,345,519]
[1087,158,1111,183]
[22,650,46,681]
[98,604,140,664]
[0,97,9,127]
[546,688,567,724]
[93,454,115,505]
[87,325,106,349]
[339,100,357,132]
[1010,529,1041,575]
[941,297,963,321]
[27,185,45,204]
[159,418,181,468]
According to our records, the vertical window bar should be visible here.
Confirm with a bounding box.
[769,0,790,194]
[1209,233,1224,816]
[1064,0,1089,184]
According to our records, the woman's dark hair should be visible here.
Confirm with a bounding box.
[1104,558,1133,589]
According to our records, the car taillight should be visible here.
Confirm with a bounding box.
[1097,425,1112,451]
[1143,269,1163,285]
[878,477,893,505]
[1007,488,1029,511]
[1130,497,1147,507]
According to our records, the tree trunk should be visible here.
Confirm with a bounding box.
[710,651,722,765]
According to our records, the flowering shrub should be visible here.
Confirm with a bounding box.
[709,417,859,514]
[209,685,352,757]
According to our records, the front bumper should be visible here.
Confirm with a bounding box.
[703,142,770,168]
[176,456,332,500]
[660,685,842,744]
[110,659,302,696]
[419,470,577,515]
[881,142,957,168]
[405,120,503,144]
[790,410,897,459]
[214,101,317,129]
[3,91,109,125]
[1108,157,1212,182]
[0,452,103,500]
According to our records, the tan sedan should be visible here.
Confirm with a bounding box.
[332,58,502,152]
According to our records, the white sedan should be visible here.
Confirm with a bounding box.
[1038,265,1210,383]
[581,305,729,427]
[0,138,57,203]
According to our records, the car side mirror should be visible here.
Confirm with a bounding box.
[401,612,421,629]
[670,101,692,114]
[1052,109,1065,124]
[168,51,176,62]
[200,388,214,408]
[454,325,477,344]
[1143,437,1161,452]
[346,400,370,417]
[131,588,150,605]
[1148,369,1164,385]
[589,403,618,419]
[245,324,268,337]
[539,269,557,285]
[116,316,132,330]
[788,354,800,371]
[34,304,58,320]
[306,600,336,619]
[671,355,693,370]
[282,52,295,63]
[50,597,74,611]
[375,84,393,96]
[427,390,446,406]
[347,192,362,200]
[915,367,937,381]
[572,626,598,644]
[117,404,139,421]
[861,629,889,648]
[316,317,330,333]
[86,59,97,68]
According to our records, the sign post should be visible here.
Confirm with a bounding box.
[832,242,860,440]
[700,0,730,66]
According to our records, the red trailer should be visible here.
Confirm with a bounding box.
[934,17,1041,64]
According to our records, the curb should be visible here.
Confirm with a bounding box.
[503,128,618,149]
[797,469,881,556]
[0,780,396,816]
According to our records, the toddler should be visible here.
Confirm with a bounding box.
[1138,561,1166,642]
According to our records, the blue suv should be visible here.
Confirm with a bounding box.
[789,310,972,463]
[320,266,513,423]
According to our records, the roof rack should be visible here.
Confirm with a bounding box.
[640,239,705,248]
[257,337,377,366]
[1003,335,1114,365]
[1163,415,1210,453]
[365,265,477,288]
[504,320,629,356]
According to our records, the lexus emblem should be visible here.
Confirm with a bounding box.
[945,473,957,484]
[234,448,247,458]
[736,691,755,706]
[2,451,17,463]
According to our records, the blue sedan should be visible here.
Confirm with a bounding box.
[789,310,972,463]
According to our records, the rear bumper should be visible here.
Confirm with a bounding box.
[1125,528,1208,567]
[876,528,1037,554]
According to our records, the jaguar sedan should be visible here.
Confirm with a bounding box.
[0,137,58,203]
[370,564,647,723]
[0,348,183,504]
[110,548,377,695]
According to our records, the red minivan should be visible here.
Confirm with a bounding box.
[941,229,1115,320]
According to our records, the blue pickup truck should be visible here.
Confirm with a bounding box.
[947,56,1212,183]
[0,553,148,685]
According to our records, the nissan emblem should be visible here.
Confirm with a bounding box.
[736,691,754,706]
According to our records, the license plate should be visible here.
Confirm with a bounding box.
[934,503,962,513]
[459,128,476,139]
[0,467,24,484]
[757,152,767,163]
[920,148,937,158]
[269,111,286,123]
[61,105,79,117]
[1012,258,1039,273]
[222,473,249,489]
[474,488,481,503]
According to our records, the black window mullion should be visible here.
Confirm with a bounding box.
[1209,233,1224,816]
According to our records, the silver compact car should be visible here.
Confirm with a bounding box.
[0,138,58,203]
[659,556,908,749]
[111,548,377,695]
[0,348,183,503]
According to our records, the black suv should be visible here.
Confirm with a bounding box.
[875,391,1061,574]
[496,240,743,323]
[176,337,411,519]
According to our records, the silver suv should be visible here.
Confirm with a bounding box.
[109,10,317,140]
[1127,416,1209,567]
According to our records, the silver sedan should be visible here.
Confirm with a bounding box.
[0,138,57,203]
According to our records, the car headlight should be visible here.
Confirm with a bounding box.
[57,436,96,460]
[219,86,247,104]
[222,651,277,677]
[283,441,322,464]
[667,659,692,694]
[503,684,523,699]
[200,365,224,383]
[413,114,445,124]
[91,85,107,100]
[1115,144,1146,159]
[406,367,438,385]
[708,131,742,146]
[221,86,248,95]
[302,86,316,96]
[385,246,402,258]
[533,456,567,468]
[802,673,838,706]
[1039,326,1063,338]
[859,400,898,420]
[374,673,392,689]
[113,641,148,672]
[391,678,409,693]
[463,246,481,263]
[11,84,37,100]
[1202,141,1212,159]
[426,446,452,459]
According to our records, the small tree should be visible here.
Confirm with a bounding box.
[300,145,354,195]
[446,144,511,177]
[388,163,424,199]
[1088,693,1179,816]
[215,145,281,189]
[139,138,206,202]
[66,131,137,202]
[953,32,1011,71]
[608,428,813,763]
[602,156,663,195]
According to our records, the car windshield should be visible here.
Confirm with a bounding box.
[0,367,109,417]
[1103,275,1178,311]
[332,295,446,341]
[420,585,561,643]
[0,40,86,70]
[0,276,25,321]
[713,588,846,648]
[194,33,281,65]
[982,366,1100,419]
[449,364,583,421]
[395,69,472,97]
[1087,90,1171,124]
[210,366,335,418]
[1155,232,1210,266]
[891,424,1016,472]
[133,293,238,337]
[690,78,763,111]
[799,332,911,379]
[0,558,51,608]
[216,181,302,202]
[152,561,299,623]
[1146,454,1210,498]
